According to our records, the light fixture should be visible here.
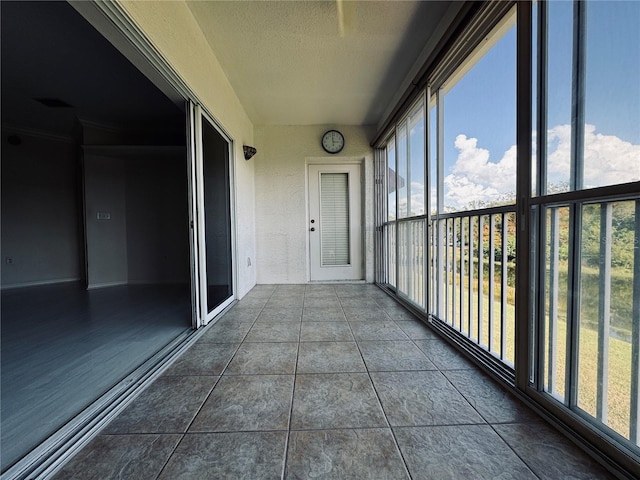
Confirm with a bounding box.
[243,145,257,160]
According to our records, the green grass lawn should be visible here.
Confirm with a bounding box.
[438,272,633,441]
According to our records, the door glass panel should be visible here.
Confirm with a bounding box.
[201,117,232,313]
[320,172,350,266]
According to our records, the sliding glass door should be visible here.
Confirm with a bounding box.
[189,104,235,326]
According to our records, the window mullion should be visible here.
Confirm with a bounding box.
[570,0,587,191]
[566,202,583,408]
[630,200,640,444]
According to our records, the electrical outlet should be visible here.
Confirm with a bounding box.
[5,257,13,265]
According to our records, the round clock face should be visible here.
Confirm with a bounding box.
[321,130,344,154]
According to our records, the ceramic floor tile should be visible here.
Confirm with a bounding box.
[382,306,419,322]
[52,434,181,480]
[225,342,298,374]
[291,373,387,429]
[374,297,402,308]
[350,321,409,341]
[343,307,392,322]
[197,321,253,343]
[394,320,436,339]
[162,343,238,376]
[158,432,286,480]
[244,285,277,298]
[244,322,301,342]
[395,425,537,480]
[256,307,303,323]
[370,371,484,426]
[216,308,261,324]
[273,285,306,295]
[339,297,378,308]
[103,376,217,434]
[236,297,269,309]
[190,374,294,432]
[358,341,437,372]
[266,296,305,308]
[300,322,354,342]
[303,297,341,308]
[296,342,366,373]
[413,339,476,370]
[285,428,409,479]
[443,370,538,424]
[494,423,615,479]
[302,307,347,322]
[305,286,336,295]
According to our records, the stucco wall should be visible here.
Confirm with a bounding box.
[117,0,257,298]
[254,125,375,284]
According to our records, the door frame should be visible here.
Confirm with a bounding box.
[190,103,237,326]
[305,158,365,282]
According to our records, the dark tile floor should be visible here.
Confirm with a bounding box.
[54,284,614,479]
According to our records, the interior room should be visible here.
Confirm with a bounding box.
[1,1,193,470]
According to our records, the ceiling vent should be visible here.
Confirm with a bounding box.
[34,97,74,108]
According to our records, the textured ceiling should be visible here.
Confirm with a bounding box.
[186,1,455,126]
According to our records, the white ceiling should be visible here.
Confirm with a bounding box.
[186,1,456,126]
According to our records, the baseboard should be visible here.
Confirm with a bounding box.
[1,278,81,291]
[86,281,128,290]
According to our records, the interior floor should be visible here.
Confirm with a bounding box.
[53,284,613,479]
[0,282,192,471]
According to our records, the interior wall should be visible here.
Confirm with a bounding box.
[83,154,128,288]
[125,153,190,285]
[116,0,257,298]
[83,148,190,288]
[254,125,376,284]
[1,129,82,288]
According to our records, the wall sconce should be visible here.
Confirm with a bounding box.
[243,145,257,160]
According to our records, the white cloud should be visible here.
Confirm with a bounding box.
[444,134,516,209]
[547,124,640,187]
[444,125,639,210]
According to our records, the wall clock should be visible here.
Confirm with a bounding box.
[321,130,345,154]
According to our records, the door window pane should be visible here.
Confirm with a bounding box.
[320,173,350,266]
[202,117,232,313]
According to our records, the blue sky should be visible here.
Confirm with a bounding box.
[435,1,639,209]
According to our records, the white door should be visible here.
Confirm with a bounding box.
[308,163,362,281]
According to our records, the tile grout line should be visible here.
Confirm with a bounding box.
[488,422,542,479]
[172,289,270,440]
[280,285,305,480]
[341,293,415,480]
[379,294,543,480]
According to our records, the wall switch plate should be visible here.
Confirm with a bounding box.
[96,212,111,220]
